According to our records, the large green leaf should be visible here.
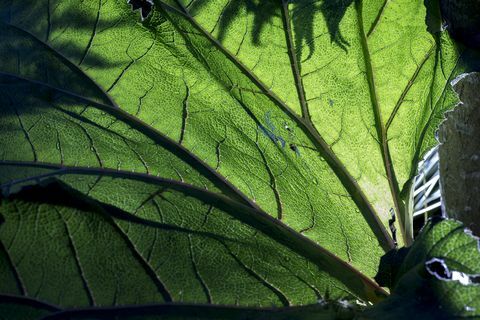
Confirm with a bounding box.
[0,0,465,314]
[164,0,462,244]
[0,180,371,315]
[364,218,480,319]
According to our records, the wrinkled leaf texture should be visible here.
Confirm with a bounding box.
[0,0,470,318]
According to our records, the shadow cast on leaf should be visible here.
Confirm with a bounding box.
[186,0,354,59]
[0,2,138,118]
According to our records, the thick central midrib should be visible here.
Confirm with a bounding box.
[355,0,406,245]
[161,1,394,251]
[280,0,309,120]
[0,160,387,301]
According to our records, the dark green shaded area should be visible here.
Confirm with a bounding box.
[365,219,480,319]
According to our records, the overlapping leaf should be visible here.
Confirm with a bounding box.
[365,218,480,319]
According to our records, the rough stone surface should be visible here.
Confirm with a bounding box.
[439,72,480,235]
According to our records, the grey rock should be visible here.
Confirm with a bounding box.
[439,72,480,235]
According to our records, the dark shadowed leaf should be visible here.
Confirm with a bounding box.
[0,295,361,320]
[0,181,367,318]
[364,218,480,319]
[439,72,480,235]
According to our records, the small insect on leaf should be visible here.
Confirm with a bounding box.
[127,0,154,20]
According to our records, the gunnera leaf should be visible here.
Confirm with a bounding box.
[0,0,471,316]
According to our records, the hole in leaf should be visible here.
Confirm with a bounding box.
[425,258,451,280]
[127,0,154,20]
[426,257,480,285]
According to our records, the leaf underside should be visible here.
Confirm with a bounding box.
[0,0,467,316]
